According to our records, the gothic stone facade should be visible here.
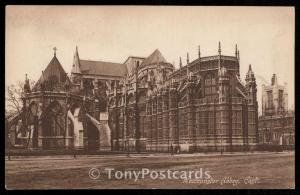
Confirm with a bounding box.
[258,74,294,146]
[7,47,126,151]
[12,53,105,150]
[7,43,259,152]
[108,44,259,153]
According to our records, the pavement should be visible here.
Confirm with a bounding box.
[5,151,295,189]
[5,150,294,161]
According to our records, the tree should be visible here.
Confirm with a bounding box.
[5,80,35,118]
[5,80,35,148]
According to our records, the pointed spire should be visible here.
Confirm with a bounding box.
[75,45,79,58]
[187,52,189,64]
[71,46,81,74]
[198,45,201,59]
[53,47,57,57]
[271,74,278,86]
[24,73,31,93]
[246,64,256,86]
[218,41,221,55]
[186,53,190,77]
[237,50,240,61]
[179,57,182,68]
[235,44,238,57]
[218,42,222,69]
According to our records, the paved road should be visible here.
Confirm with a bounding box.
[5,151,291,160]
[5,151,294,189]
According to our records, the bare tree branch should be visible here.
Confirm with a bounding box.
[5,80,35,119]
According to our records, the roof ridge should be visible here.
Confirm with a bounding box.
[79,59,127,77]
[80,59,123,65]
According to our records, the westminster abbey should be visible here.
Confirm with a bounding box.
[6,42,258,153]
[107,43,258,152]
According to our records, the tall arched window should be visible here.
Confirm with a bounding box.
[204,74,217,103]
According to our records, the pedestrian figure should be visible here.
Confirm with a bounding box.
[73,149,76,159]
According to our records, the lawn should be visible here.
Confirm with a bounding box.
[5,152,294,189]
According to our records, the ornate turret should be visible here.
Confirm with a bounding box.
[71,46,82,84]
[271,74,278,86]
[245,64,257,105]
[72,46,81,73]
[23,74,31,93]
[71,46,80,77]
[198,45,201,59]
[186,52,190,77]
[218,66,229,102]
[187,52,189,64]
[218,41,222,69]
[246,64,255,83]
[179,57,182,68]
[235,44,238,57]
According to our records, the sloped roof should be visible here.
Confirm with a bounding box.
[141,49,167,66]
[80,60,127,77]
[34,55,70,90]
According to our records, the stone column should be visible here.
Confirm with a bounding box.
[162,89,169,151]
[123,95,127,150]
[186,80,195,151]
[115,95,120,150]
[145,97,152,151]
[157,92,162,151]
[169,86,178,146]
[151,94,157,151]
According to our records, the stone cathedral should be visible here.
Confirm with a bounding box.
[108,43,258,153]
[6,42,259,153]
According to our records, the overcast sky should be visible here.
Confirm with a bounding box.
[6,6,294,112]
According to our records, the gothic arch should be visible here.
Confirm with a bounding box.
[28,101,39,125]
[127,93,135,104]
[204,73,217,103]
[28,101,39,148]
[117,96,122,107]
[41,100,65,149]
[69,102,81,115]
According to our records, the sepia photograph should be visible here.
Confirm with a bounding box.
[5,6,295,189]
